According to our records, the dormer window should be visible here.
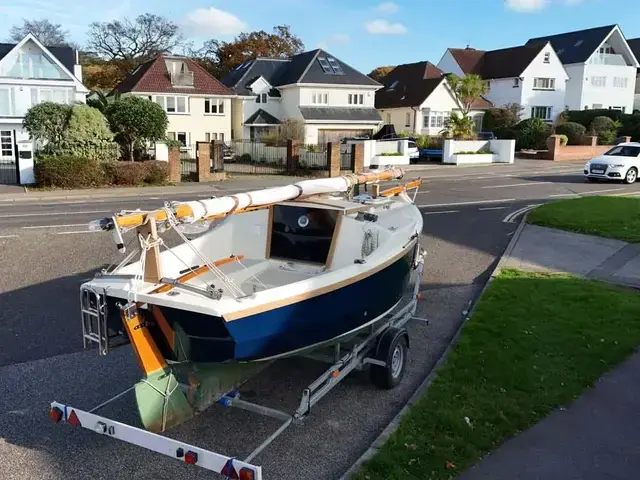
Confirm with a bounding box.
[387,80,399,91]
[167,59,194,87]
[256,93,268,104]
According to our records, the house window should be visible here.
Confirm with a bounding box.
[613,77,628,88]
[205,133,217,142]
[611,106,624,112]
[425,111,450,129]
[531,106,552,121]
[0,88,11,116]
[386,113,391,124]
[205,98,225,114]
[593,104,603,109]
[405,112,411,127]
[312,92,328,105]
[0,131,12,157]
[256,93,268,104]
[153,95,188,113]
[533,78,555,90]
[513,78,520,88]
[543,52,550,63]
[176,132,188,146]
[348,93,364,105]
[591,76,607,87]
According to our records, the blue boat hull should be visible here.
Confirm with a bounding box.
[144,245,416,363]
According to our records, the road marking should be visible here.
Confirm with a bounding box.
[0,210,111,218]
[503,204,541,223]
[55,230,99,235]
[482,182,551,189]
[22,223,88,229]
[422,210,459,215]
[0,234,18,238]
[548,193,579,198]
[478,206,508,211]
[419,198,516,208]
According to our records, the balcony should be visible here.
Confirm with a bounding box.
[590,54,628,66]
[170,71,194,87]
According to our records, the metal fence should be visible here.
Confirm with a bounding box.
[298,144,328,171]
[180,145,197,182]
[224,140,288,174]
[340,147,354,171]
[0,160,17,184]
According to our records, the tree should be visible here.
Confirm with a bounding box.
[23,102,73,152]
[192,25,303,78]
[82,62,130,91]
[87,90,121,114]
[447,74,489,116]
[60,105,119,162]
[484,103,524,131]
[368,66,395,82]
[87,14,184,63]
[9,19,69,46]
[106,96,168,161]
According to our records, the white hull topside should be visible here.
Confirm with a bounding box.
[85,185,424,323]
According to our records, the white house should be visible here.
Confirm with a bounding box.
[222,49,383,144]
[618,37,640,112]
[438,43,568,124]
[114,55,234,148]
[526,25,639,113]
[0,33,88,173]
[375,61,492,135]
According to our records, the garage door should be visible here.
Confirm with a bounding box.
[318,129,370,144]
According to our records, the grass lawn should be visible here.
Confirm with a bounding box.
[354,269,640,480]
[527,196,640,243]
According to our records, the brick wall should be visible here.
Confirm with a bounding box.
[327,142,341,177]
[544,135,632,162]
[168,146,180,183]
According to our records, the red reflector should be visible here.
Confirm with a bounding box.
[221,459,239,478]
[49,407,63,424]
[184,451,198,465]
[67,410,82,427]
[239,467,256,480]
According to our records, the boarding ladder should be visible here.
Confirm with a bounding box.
[80,285,109,355]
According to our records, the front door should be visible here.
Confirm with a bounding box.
[0,130,17,184]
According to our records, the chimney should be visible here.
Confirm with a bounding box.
[73,49,83,82]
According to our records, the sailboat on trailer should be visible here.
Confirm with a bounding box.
[80,168,425,432]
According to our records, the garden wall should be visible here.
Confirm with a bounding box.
[442,140,515,165]
[543,135,631,161]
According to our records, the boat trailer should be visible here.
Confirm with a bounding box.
[49,253,426,479]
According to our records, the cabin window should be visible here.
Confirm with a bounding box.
[269,205,339,265]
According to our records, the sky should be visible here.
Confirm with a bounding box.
[2,0,640,74]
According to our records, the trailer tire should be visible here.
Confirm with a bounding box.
[370,327,408,389]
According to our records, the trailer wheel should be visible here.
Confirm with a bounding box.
[370,327,408,389]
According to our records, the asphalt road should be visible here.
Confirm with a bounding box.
[1,162,639,480]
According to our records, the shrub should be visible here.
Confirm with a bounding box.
[514,118,551,150]
[35,155,105,188]
[494,127,517,140]
[103,161,148,186]
[278,118,305,142]
[143,161,169,185]
[589,116,616,135]
[597,130,618,145]
[557,134,568,147]
[564,109,625,127]
[23,102,73,152]
[555,122,586,145]
[58,104,119,162]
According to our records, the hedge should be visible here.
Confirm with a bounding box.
[35,156,168,189]
[564,109,640,140]
[555,122,586,145]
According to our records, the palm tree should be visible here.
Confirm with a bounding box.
[447,74,489,116]
[441,113,476,139]
[87,90,120,113]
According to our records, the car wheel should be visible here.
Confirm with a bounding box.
[624,167,638,184]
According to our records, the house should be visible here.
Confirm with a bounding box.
[221,49,383,144]
[113,55,234,148]
[438,42,568,124]
[0,33,88,164]
[624,38,640,112]
[526,25,639,113]
[374,61,492,136]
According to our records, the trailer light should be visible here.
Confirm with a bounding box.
[49,407,63,424]
[239,467,256,480]
[184,450,198,465]
[176,447,184,458]
[331,370,339,378]
[67,409,82,427]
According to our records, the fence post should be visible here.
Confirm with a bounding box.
[327,142,341,177]
[196,142,211,182]
[287,140,299,173]
[546,135,562,161]
[352,144,364,173]
[168,146,181,183]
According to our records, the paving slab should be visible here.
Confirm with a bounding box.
[503,224,626,276]
[460,349,640,480]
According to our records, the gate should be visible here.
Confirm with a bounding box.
[224,140,287,175]
[180,145,197,182]
[0,130,18,184]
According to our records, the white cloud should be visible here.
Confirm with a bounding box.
[365,19,407,35]
[317,33,350,51]
[183,7,247,36]
[505,0,549,11]
[377,2,399,13]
